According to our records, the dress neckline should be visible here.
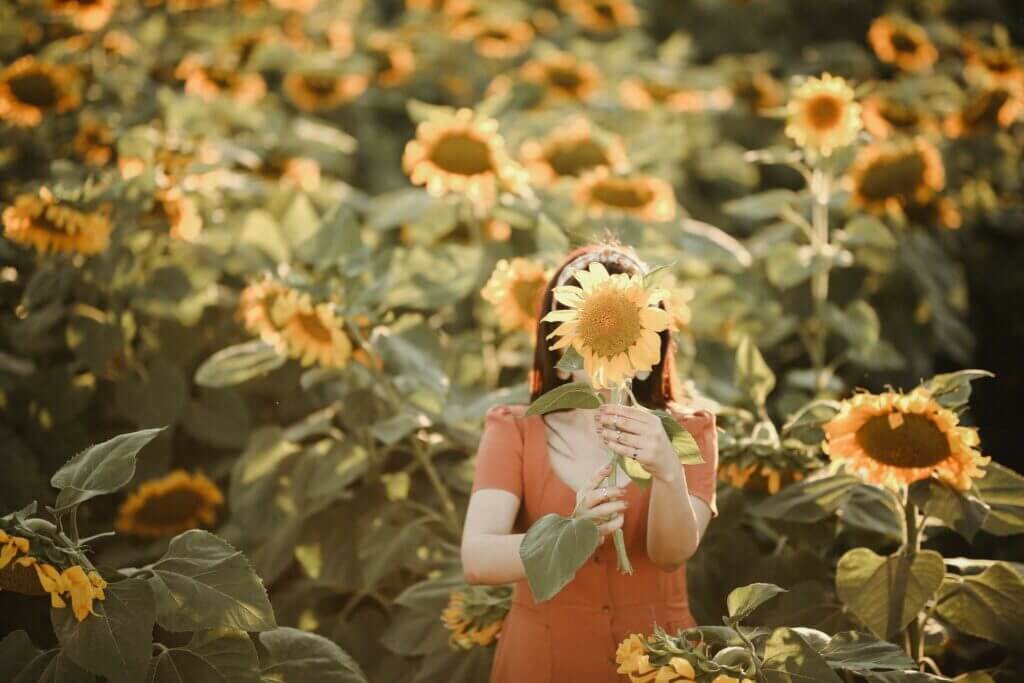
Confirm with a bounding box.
[530,411,638,501]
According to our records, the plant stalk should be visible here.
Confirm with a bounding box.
[607,385,633,574]
[809,167,832,396]
[903,490,923,664]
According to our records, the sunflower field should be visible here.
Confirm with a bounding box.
[2,0,1024,680]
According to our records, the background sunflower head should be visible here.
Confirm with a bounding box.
[868,15,939,72]
[574,167,677,222]
[481,257,552,334]
[115,470,224,538]
[784,72,862,157]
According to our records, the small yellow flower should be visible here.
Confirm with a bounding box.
[730,72,783,113]
[48,0,117,31]
[481,258,552,334]
[2,189,112,256]
[860,93,938,140]
[271,290,355,369]
[402,107,526,211]
[962,41,1024,91]
[518,116,629,187]
[785,73,862,157]
[381,472,411,501]
[619,77,733,113]
[559,0,639,33]
[845,136,945,216]
[822,385,990,491]
[174,54,266,105]
[450,17,535,59]
[520,51,603,105]
[440,590,505,649]
[0,56,80,128]
[115,470,224,538]
[867,16,938,72]
[366,32,417,88]
[575,167,677,222]
[74,114,114,166]
[283,70,368,112]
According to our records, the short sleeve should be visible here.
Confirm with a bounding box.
[672,407,720,518]
[470,405,525,497]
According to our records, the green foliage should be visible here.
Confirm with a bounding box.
[519,513,600,603]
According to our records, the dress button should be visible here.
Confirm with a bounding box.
[601,605,610,614]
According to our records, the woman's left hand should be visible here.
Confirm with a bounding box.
[594,404,678,483]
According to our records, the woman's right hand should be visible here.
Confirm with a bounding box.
[573,463,628,543]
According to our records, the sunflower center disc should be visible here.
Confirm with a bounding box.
[576,288,642,359]
[297,311,334,343]
[509,277,543,318]
[592,179,652,209]
[805,93,842,129]
[11,73,59,108]
[548,67,583,93]
[430,133,493,175]
[546,140,608,177]
[132,488,207,526]
[855,412,952,468]
[891,32,920,53]
[858,150,926,201]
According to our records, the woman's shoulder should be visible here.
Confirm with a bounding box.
[664,399,718,426]
[483,403,531,423]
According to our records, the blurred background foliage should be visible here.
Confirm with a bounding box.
[0,0,1022,680]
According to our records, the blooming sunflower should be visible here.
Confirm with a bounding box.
[402,107,526,211]
[718,461,805,495]
[962,42,1024,92]
[619,76,733,113]
[867,16,938,72]
[731,72,783,113]
[441,590,505,649]
[559,0,639,34]
[366,32,416,87]
[48,0,116,31]
[543,261,670,389]
[860,93,939,139]
[74,114,114,166]
[283,70,368,112]
[822,386,989,491]
[3,189,112,256]
[943,86,1023,138]
[481,258,552,334]
[238,276,291,346]
[520,51,603,105]
[784,72,862,157]
[175,54,266,105]
[846,136,945,216]
[456,18,535,59]
[271,289,354,368]
[157,187,203,242]
[575,167,677,222]
[518,117,628,187]
[0,56,80,128]
[616,633,656,679]
[115,470,224,538]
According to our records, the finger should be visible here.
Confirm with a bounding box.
[604,439,649,462]
[582,463,612,493]
[599,404,655,424]
[585,500,628,520]
[598,514,625,537]
[585,486,626,509]
[598,427,644,449]
[595,413,643,435]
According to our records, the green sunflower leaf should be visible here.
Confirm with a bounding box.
[525,382,601,416]
[520,513,600,602]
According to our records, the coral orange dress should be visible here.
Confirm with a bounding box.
[470,402,720,683]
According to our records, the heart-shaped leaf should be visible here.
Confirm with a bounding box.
[909,478,990,542]
[147,530,276,633]
[257,627,367,682]
[51,428,164,510]
[554,346,584,372]
[820,631,916,674]
[755,474,860,523]
[935,562,1024,649]
[836,548,945,639]
[762,627,843,683]
[525,382,601,416]
[149,628,260,683]
[974,462,1024,536]
[519,513,600,602]
[652,410,704,465]
[726,583,787,623]
[52,578,155,683]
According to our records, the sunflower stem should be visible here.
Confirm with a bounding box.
[902,489,923,664]
[809,167,832,397]
[607,385,633,575]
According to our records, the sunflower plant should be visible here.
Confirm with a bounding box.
[0,427,369,682]
[518,259,704,599]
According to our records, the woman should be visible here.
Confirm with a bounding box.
[461,243,720,682]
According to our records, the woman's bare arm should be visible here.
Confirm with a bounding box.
[646,472,712,571]
[460,489,527,585]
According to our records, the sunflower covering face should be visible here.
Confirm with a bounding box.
[543,261,670,389]
[822,386,990,491]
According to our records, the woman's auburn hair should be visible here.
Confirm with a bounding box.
[528,243,682,408]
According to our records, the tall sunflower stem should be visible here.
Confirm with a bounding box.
[809,167,833,396]
[606,385,633,575]
[902,490,923,664]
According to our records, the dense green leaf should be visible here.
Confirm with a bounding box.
[823,300,880,348]
[52,578,155,683]
[974,462,1024,536]
[525,382,601,416]
[735,335,775,407]
[755,474,860,522]
[935,562,1024,648]
[652,410,704,465]
[909,478,990,542]
[726,583,787,622]
[724,189,797,221]
[366,188,435,231]
[765,242,828,289]
[195,341,287,388]
[676,219,752,272]
[51,427,164,509]
[257,627,368,682]
[0,631,41,682]
[294,203,362,266]
[922,370,995,409]
[762,627,843,683]
[820,631,916,674]
[147,530,276,632]
[835,548,945,639]
[838,484,902,541]
[520,513,600,602]
[149,629,260,683]
[37,651,96,683]
[554,346,584,372]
